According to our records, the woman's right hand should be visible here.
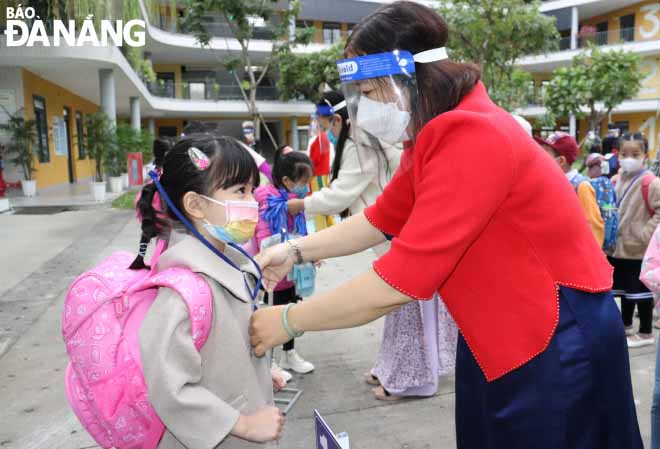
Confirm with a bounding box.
[232,406,285,442]
[255,243,295,291]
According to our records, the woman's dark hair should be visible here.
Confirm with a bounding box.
[621,132,649,153]
[317,91,351,182]
[272,145,313,190]
[346,1,481,140]
[130,134,260,269]
[152,137,173,168]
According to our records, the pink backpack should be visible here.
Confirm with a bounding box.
[61,240,213,449]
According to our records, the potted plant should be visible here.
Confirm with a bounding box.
[85,112,115,201]
[0,107,38,197]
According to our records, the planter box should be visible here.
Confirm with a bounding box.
[109,176,124,193]
[91,181,106,202]
[21,179,37,197]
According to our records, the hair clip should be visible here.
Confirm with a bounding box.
[188,147,210,171]
[282,146,294,155]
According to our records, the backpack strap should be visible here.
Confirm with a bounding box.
[642,173,656,218]
[148,268,214,351]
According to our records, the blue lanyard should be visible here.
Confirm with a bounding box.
[617,170,648,207]
[149,171,262,310]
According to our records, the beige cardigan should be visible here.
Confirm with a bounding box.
[140,233,274,449]
[612,171,660,260]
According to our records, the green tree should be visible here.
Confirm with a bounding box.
[544,45,643,132]
[438,0,559,110]
[180,0,315,148]
[85,112,116,182]
[0,107,37,181]
[276,42,344,102]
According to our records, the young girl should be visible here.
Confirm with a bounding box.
[254,146,315,376]
[136,134,285,448]
[610,132,660,348]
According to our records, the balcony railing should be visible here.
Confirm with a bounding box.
[151,12,277,40]
[147,80,281,101]
[551,27,636,53]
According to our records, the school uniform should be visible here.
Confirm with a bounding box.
[140,233,274,449]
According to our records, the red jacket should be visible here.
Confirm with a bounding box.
[364,82,612,382]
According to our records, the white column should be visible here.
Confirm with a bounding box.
[130,97,141,131]
[148,118,156,136]
[290,116,299,149]
[569,114,577,138]
[99,69,116,128]
[570,6,579,50]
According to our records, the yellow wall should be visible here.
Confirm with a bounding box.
[152,64,183,98]
[282,116,312,148]
[21,69,99,189]
[153,118,184,137]
[582,0,660,42]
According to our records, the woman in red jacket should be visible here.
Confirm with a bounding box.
[248,3,642,447]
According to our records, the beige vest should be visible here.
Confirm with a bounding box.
[140,233,275,449]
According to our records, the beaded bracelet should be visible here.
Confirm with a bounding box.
[282,303,304,339]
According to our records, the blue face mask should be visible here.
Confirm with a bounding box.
[327,129,338,146]
[291,184,310,199]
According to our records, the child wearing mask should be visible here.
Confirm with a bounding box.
[535,132,605,247]
[137,134,285,448]
[610,132,660,347]
[254,146,316,377]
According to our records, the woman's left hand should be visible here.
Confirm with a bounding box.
[250,305,292,357]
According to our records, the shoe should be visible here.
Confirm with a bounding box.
[271,361,292,383]
[627,333,655,348]
[624,325,636,336]
[372,386,404,402]
[280,349,315,374]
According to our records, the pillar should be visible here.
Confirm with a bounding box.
[290,116,299,150]
[570,6,579,50]
[130,97,141,131]
[569,114,577,138]
[148,118,156,136]
[99,69,116,127]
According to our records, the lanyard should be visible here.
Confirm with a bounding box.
[149,171,262,310]
[617,170,648,207]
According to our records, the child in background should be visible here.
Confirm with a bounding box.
[254,146,315,377]
[137,134,285,448]
[610,132,660,348]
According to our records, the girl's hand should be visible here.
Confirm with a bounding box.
[232,406,285,442]
[256,243,295,292]
[250,305,292,357]
[271,367,287,391]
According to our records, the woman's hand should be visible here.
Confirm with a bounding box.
[250,305,292,357]
[255,243,295,292]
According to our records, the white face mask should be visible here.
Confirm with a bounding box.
[620,157,645,174]
[356,95,410,144]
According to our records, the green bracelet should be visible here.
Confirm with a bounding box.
[282,303,304,339]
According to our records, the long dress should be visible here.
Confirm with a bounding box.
[371,293,458,396]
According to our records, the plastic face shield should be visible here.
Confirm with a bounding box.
[336,48,447,145]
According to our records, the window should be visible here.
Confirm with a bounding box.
[188,82,206,100]
[158,126,178,138]
[596,21,608,45]
[33,95,49,163]
[540,80,551,101]
[620,14,635,42]
[156,72,175,98]
[614,121,630,134]
[76,111,85,159]
[323,22,341,44]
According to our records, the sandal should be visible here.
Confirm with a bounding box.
[364,373,380,386]
[373,386,404,402]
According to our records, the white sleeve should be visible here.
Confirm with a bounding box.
[303,140,374,216]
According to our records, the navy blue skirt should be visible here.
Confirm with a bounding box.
[456,287,643,449]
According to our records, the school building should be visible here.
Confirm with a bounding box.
[0,0,380,190]
[518,0,660,159]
